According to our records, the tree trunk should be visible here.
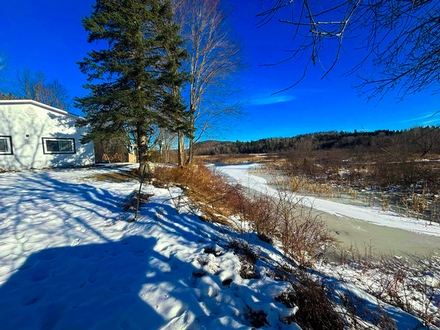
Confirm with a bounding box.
[186,112,195,166]
[177,130,185,166]
[137,124,149,175]
[187,138,194,165]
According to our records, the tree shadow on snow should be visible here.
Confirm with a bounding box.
[0,236,169,329]
[1,170,125,244]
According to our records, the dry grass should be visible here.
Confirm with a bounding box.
[85,168,139,183]
[88,162,440,327]
[154,163,336,267]
[153,164,242,226]
[194,153,275,164]
[275,275,345,329]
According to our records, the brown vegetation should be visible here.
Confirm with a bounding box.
[153,163,336,267]
[153,163,242,225]
[89,163,440,328]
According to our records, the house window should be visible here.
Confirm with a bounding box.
[42,138,76,154]
[0,136,13,155]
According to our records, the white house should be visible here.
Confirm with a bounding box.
[0,100,95,171]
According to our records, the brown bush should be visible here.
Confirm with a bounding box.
[276,275,345,329]
[235,194,278,242]
[274,193,336,266]
[153,164,243,226]
[154,164,336,266]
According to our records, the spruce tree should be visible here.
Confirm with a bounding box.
[155,1,191,165]
[75,0,188,172]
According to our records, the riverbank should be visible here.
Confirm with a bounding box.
[214,163,440,259]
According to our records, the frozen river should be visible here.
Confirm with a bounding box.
[213,163,440,259]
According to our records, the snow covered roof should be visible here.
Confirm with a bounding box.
[0,99,81,118]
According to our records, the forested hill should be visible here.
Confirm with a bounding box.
[195,127,440,156]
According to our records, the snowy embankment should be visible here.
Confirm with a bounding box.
[0,167,297,329]
[0,166,434,329]
[215,163,440,238]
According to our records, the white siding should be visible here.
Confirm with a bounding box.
[0,100,95,171]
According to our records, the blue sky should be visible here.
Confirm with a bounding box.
[1,0,439,142]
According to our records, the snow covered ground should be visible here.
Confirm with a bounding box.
[214,163,440,238]
[0,165,437,329]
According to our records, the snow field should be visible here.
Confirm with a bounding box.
[0,167,300,329]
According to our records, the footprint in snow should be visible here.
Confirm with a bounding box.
[88,271,98,283]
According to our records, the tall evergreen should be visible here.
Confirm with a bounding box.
[75,0,188,172]
[155,2,191,165]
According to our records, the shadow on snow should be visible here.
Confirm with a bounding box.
[0,236,168,329]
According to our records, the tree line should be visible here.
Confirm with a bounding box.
[2,0,438,172]
[195,127,440,157]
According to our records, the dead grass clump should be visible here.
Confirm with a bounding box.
[229,239,260,280]
[87,169,139,182]
[244,306,268,328]
[153,164,244,226]
[275,278,345,329]
[228,239,257,262]
[239,258,260,280]
[203,246,223,257]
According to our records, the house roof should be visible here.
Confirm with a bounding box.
[0,99,82,119]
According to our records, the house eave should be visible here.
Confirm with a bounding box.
[0,99,83,119]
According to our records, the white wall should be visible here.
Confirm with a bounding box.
[0,100,95,171]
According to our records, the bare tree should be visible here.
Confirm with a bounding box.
[0,92,16,100]
[174,0,245,165]
[257,1,440,100]
[157,129,177,163]
[17,68,71,109]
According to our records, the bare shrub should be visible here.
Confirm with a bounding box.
[275,274,345,329]
[235,170,337,265]
[235,193,278,243]
[371,255,440,328]
[334,250,440,328]
[122,191,154,212]
[155,164,336,267]
[274,192,336,266]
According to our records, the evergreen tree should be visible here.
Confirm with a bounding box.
[75,0,187,172]
[155,2,190,165]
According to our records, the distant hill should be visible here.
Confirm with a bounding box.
[195,127,440,157]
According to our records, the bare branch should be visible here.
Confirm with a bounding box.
[258,0,440,100]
